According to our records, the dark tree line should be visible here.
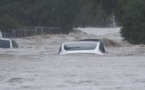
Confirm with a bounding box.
[75,0,112,27]
[0,0,111,33]
[118,0,145,44]
[0,0,145,44]
[0,0,81,33]
[92,0,145,44]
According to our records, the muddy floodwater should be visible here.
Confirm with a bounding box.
[0,28,145,90]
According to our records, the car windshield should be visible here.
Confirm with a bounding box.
[0,39,10,48]
[64,43,96,51]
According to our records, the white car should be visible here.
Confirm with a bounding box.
[0,38,18,48]
[59,41,105,55]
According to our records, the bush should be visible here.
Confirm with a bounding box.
[120,0,145,44]
[0,16,21,32]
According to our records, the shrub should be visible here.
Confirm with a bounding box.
[120,0,145,44]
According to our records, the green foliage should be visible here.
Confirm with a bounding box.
[74,0,110,27]
[91,0,145,44]
[0,0,82,34]
[118,0,145,44]
[0,0,114,33]
[91,0,117,16]
[0,15,21,32]
[52,0,81,33]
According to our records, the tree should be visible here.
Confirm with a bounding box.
[88,0,118,27]
[91,0,145,44]
[52,0,81,33]
[117,0,145,44]
[0,16,21,32]
[0,0,82,34]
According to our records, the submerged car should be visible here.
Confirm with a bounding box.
[79,39,105,52]
[0,38,18,48]
[59,41,105,55]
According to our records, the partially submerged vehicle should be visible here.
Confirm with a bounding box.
[80,39,106,46]
[59,41,105,55]
[0,38,18,48]
[79,39,105,52]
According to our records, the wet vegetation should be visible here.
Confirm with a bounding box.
[0,0,145,44]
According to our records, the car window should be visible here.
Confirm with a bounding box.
[12,40,18,48]
[0,40,10,48]
[64,43,96,51]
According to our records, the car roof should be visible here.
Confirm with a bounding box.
[0,38,11,40]
[62,41,100,45]
[80,39,101,41]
